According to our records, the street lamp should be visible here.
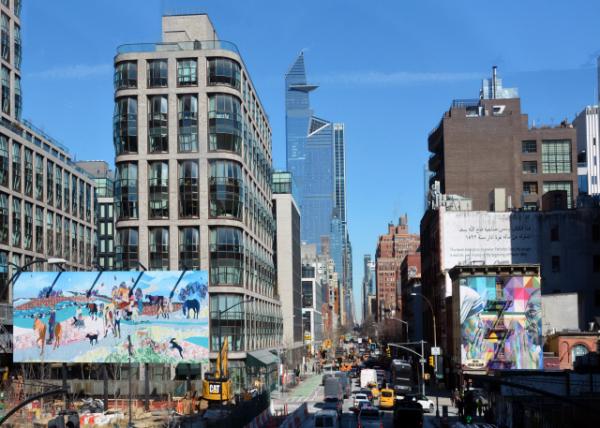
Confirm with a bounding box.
[410,291,439,417]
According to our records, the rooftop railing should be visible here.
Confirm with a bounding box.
[116,40,239,56]
[451,98,481,109]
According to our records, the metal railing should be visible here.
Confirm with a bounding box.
[116,40,239,55]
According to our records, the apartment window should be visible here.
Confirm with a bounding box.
[24,148,32,197]
[35,207,43,253]
[148,161,168,218]
[14,75,20,120]
[147,59,167,88]
[542,140,572,173]
[209,294,244,351]
[594,255,600,273]
[208,94,242,154]
[116,228,139,270]
[522,161,537,174]
[178,95,198,152]
[23,202,32,250]
[0,192,7,244]
[523,181,538,195]
[550,225,559,242]
[148,95,168,153]
[179,227,200,270]
[14,24,21,70]
[209,160,243,219]
[71,176,78,215]
[593,223,600,242]
[55,214,62,255]
[522,140,537,153]
[177,59,197,86]
[178,160,199,218]
[148,227,169,271]
[0,134,6,187]
[114,61,137,90]
[11,197,20,247]
[34,154,43,200]
[207,58,241,89]
[115,162,138,220]
[113,97,138,154]
[551,255,560,273]
[11,142,20,191]
[0,65,8,115]
[209,227,243,286]
[55,166,62,210]
[0,13,8,62]
[13,0,20,17]
[85,183,91,221]
[543,181,573,208]
[47,212,55,256]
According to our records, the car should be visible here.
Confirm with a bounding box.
[401,393,435,413]
[378,388,395,410]
[352,399,371,415]
[357,405,383,428]
[359,388,374,401]
[353,393,369,407]
[322,396,343,418]
[314,409,340,428]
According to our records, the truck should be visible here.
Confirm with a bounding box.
[360,368,377,389]
[324,377,344,401]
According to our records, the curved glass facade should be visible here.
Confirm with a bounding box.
[115,227,139,270]
[208,94,242,154]
[209,160,243,219]
[113,97,138,154]
[115,162,138,220]
[148,161,168,218]
[179,226,200,270]
[147,59,167,87]
[210,226,243,286]
[178,160,199,218]
[149,227,169,270]
[208,57,241,89]
[178,94,198,152]
[148,95,168,153]
[114,61,137,90]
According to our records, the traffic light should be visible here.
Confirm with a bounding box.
[428,356,434,367]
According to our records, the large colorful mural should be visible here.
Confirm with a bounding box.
[459,275,542,371]
[12,270,209,364]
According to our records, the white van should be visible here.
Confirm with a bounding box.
[314,410,340,428]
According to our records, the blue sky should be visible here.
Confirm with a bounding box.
[20,0,600,321]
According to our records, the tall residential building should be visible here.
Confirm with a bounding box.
[113,14,282,390]
[362,254,375,322]
[272,171,303,368]
[573,106,599,195]
[375,215,419,321]
[0,0,97,362]
[428,67,578,210]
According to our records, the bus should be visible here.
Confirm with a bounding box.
[390,359,413,395]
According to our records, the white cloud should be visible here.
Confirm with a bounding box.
[27,63,112,80]
[314,70,484,85]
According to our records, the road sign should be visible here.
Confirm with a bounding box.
[419,358,426,364]
[431,347,441,356]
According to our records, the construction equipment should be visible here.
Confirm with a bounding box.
[202,338,233,405]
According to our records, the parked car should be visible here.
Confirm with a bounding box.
[401,394,435,413]
[314,410,340,428]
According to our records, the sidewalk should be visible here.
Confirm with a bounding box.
[271,373,321,410]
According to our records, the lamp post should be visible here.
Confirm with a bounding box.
[410,292,439,417]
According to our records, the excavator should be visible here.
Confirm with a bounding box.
[202,338,233,405]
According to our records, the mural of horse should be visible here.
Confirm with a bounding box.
[33,317,46,355]
[182,299,200,319]
[87,303,99,321]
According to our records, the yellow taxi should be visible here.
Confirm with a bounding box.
[370,384,380,400]
[378,388,395,409]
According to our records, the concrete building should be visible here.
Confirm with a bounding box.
[272,171,303,368]
[113,14,282,390]
[573,105,599,195]
[375,215,419,320]
[362,254,375,322]
[300,244,325,355]
[0,0,97,363]
[75,161,115,269]
[399,253,422,342]
[428,67,578,211]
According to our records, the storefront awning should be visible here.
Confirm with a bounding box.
[246,350,279,367]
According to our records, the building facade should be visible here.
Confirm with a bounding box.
[362,254,375,322]
[428,68,578,211]
[0,0,97,363]
[272,171,303,368]
[375,215,420,320]
[113,14,282,389]
[573,105,599,195]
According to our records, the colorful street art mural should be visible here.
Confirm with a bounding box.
[12,270,209,364]
[459,275,542,371]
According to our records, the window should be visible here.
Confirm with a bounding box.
[522,140,537,153]
[71,176,78,215]
[572,344,589,362]
[0,65,8,115]
[550,225,559,241]
[0,192,7,244]
[147,59,167,87]
[543,181,573,208]
[178,95,198,152]
[148,161,168,218]
[179,227,200,270]
[114,61,137,90]
[523,181,538,195]
[209,227,243,286]
[35,207,43,253]
[113,97,138,154]
[551,255,560,273]
[178,160,199,218]
[34,154,43,200]
[177,59,197,86]
[522,161,537,174]
[116,228,138,270]
[23,148,32,196]
[55,214,62,255]
[0,13,8,62]
[209,294,244,351]
[149,227,169,270]
[208,94,242,154]
[55,166,62,210]
[14,24,21,70]
[13,0,20,17]
[542,140,572,173]
[209,160,243,219]
[14,75,20,119]
[115,162,138,220]
[0,134,6,187]
[594,255,600,273]
[11,142,20,191]
[11,197,20,247]
[148,95,168,153]
[207,58,241,89]
[593,176,599,186]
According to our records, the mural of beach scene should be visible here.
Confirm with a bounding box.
[12,270,209,364]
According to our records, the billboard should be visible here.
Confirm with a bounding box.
[458,275,542,371]
[12,270,208,364]
[442,211,540,269]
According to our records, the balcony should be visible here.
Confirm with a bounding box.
[116,40,239,56]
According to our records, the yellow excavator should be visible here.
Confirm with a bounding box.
[202,338,233,405]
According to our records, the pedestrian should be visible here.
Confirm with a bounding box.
[477,398,483,418]
[457,398,463,417]
[303,363,307,373]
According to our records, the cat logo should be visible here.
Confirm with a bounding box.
[209,383,221,394]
